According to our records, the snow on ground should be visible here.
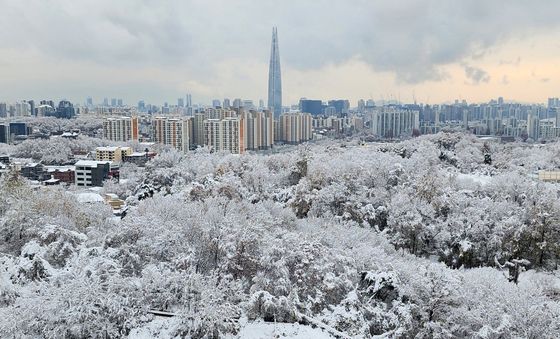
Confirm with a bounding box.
[454,173,492,186]
[129,319,337,339]
[234,322,336,339]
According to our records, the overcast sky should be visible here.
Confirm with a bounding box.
[1,0,560,106]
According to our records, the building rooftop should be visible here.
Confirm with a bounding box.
[75,160,110,167]
[96,146,120,152]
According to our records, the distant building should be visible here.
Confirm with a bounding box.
[370,107,420,139]
[299,99,324,116]
[75,160,112,187]
[48,100,76,119]
[268,27,282,118]
[327,100,350,117]
[103,116,139,142]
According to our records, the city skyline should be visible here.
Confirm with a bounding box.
[3,1,560,105]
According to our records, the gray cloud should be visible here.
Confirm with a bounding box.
[1,0,560,102]
[463,64,490,84]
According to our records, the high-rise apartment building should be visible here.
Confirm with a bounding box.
[153,117,191,152]
[278,113,312,144]
[103,117,139,142]
[244,110,274,150]
[193,113,206,147]
[204,117,245,154]
[267,27,282,118]
[370,107,420,138]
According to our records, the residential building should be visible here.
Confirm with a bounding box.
[153,117,191,152]
[244,110,274,150]
[204,117,245,154]
[370,107,420,138]
[278,112,312,144]
[95,146,133,162]
[103,116,139,142]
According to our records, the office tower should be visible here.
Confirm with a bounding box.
[36,104,54,117]
[370,107,420,138]
[138,100,146,111]
[39,100,55,110]
[327,99,350,117]
[86,97,93,107]
[267,27,282,118]
[178,98,185,107]
[27,100,35,117]
[498,97,504,106]
[117,99,123,107]
[204,117,245,154]
[278,113,312,144]
[233,98,242,109]
[212,99,221,108]
[54,100,76,119]
[103,98,109,106]
[299,99,324,115]
[243,100,255,110]
[153,117,191,152]
[111,98,117,107]
[223,98,231,109]
[103,116,139,142]
[244,110,274,150]
[259,99,265,110]
[15,101,31,117]
[548,98,559,109]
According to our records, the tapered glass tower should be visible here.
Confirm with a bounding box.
[268,27,282,118]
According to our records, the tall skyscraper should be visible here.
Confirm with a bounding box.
[267,27,282,118]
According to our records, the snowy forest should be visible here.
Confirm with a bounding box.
[1,132,560,338]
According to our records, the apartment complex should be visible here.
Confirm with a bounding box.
[153,117,191,152]
[370,107,420,138]
[204,117,245,154]
[103,116,139,142]
[277,112,312,144]
[244,110,274,150]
